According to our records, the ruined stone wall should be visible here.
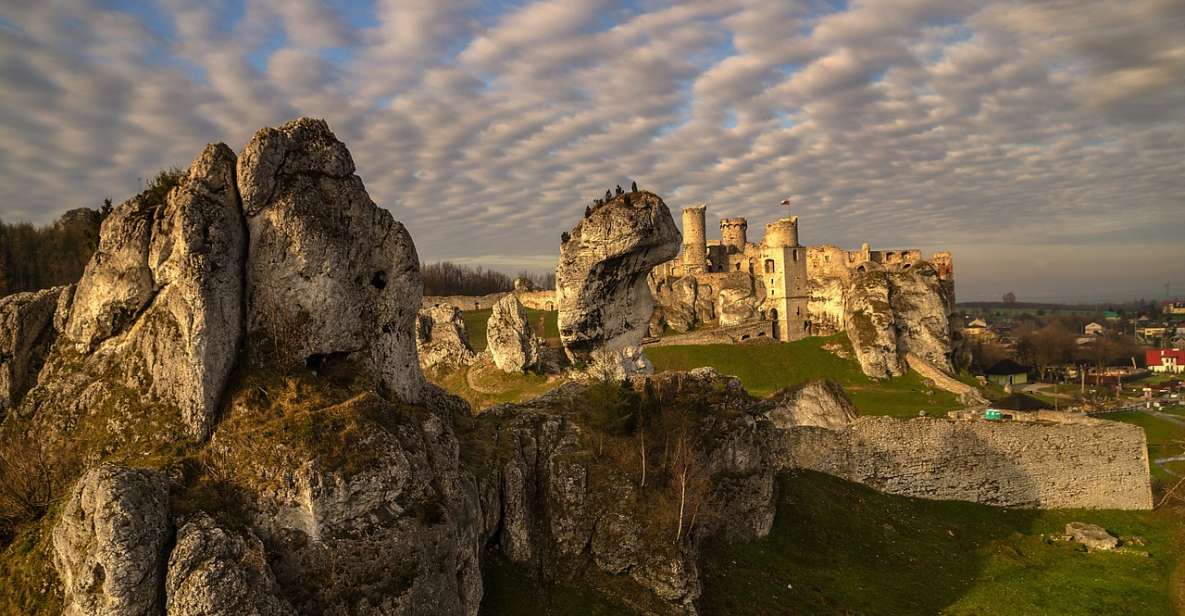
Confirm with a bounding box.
[422,290,557,312]
[773,416,1153,510]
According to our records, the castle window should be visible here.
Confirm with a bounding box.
[764,259,775,273]
[793,249,798,262]
[735,263,741,271]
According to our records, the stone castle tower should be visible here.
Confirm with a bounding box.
[762,216,809,342]
[681,205,708,274]
[720,217,748,253]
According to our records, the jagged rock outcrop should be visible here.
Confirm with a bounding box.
[416,303,477,371]
[843,263,954,379]
[472,369,775,613]
[208,388,484,616]
[764,380,859,430]
[844,270,904,378]
[0,285,71,415]
[889,262,953,372]
[513,277,539,293]
[238,118,424,402]
[806,275,846,336]
[715,272,761,327]
[557,191,679,372]
[51,464,170,616]
[486,294,540,372]
[165,513,294,616]
[651,275,714,333]
[37,143,245,441]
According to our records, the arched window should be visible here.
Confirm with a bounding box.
[857,265,866,274]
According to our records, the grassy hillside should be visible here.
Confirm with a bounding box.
[647,336,962,418]
[699,471,1185,616]
[1108,410,1185,484]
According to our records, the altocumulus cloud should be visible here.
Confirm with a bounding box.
[1,0,1183,301]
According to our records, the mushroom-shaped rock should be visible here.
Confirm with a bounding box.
[52,464,170,616]
[765,380,859,430]
[556,191,680,370]
[487,294,540,372]
[237,118,424,402]
[60,143,245,440]
[166,513,294,616]
[0,285,72,415]
[416,303,477,371]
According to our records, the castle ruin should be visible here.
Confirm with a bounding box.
[652,205,954,340]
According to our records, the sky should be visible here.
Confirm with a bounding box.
[1,0,1183,303]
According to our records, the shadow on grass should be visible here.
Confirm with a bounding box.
[698,467,1180,615]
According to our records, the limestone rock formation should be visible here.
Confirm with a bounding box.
[513,277,539,293]
[806,275,847,336]
[716,272,761,327]
[556,191,680,371]
[52,143,245,440]
[238,118,424,402]
[0,285,71,415]
[165,513,294,616]
[416,303,477,371]
[208,389,484,616]
[652,275,714,333]
[765,380,859,430]
[889,262,953,372]
[843,263,953,379]
[51,464,170,616]
[486,294,540,372]
[844,270,904,378]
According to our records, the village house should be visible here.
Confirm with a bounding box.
[1147,348,1185,374]
[1084,321,1104,336]
[985,359,1029,387]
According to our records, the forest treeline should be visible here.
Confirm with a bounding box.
[421,261,555,296]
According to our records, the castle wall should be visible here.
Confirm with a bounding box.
[720,218,748,252]
[773,417,1152,510]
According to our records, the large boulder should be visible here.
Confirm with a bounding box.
[237,118,424,402]
[843,264,954,380]
[764,380,859,430]
[0,285,71,415]
[652,275,714,333]
[716,273,760,327]
[844,270,904,378]
[165,513,294,616]
[486,294,540,372]
[556,191,680,370]
[890,263,953,372]
[51,464,170,616]
[55,143,244,440]
[416,303,477,371]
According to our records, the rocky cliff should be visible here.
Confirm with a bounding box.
[556,191,680,374]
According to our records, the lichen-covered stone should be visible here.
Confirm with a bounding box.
[0,285,71,415]
[52,143,245,440]
[764,380,858,430]
[557,191,679,371]
[238,117,424,402]
[844,270,904,378]
[165,513,294,616]
[416,303,477,371]
[51,464,170,616]
[486,294,539,372]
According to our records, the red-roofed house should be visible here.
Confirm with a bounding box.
[1147,348,1185,374]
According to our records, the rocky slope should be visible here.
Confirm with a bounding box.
[556,191,680,374]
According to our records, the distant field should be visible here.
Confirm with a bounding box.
[647,336,962,418]
[464,308,559,351]
[1108,410,1185,485]
[699,471,1184,616]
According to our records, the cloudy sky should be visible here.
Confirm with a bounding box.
[2,0,1183,302]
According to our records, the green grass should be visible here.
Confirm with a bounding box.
[479,554,643,616]
[428,362,560,411]
[1107,411,1185,484]
[464,308,559,351]
[647,336,962,418]
[700,471,1185,616]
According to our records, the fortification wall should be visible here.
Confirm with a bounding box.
[423,290,557,312]
[772,416,1152,510]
